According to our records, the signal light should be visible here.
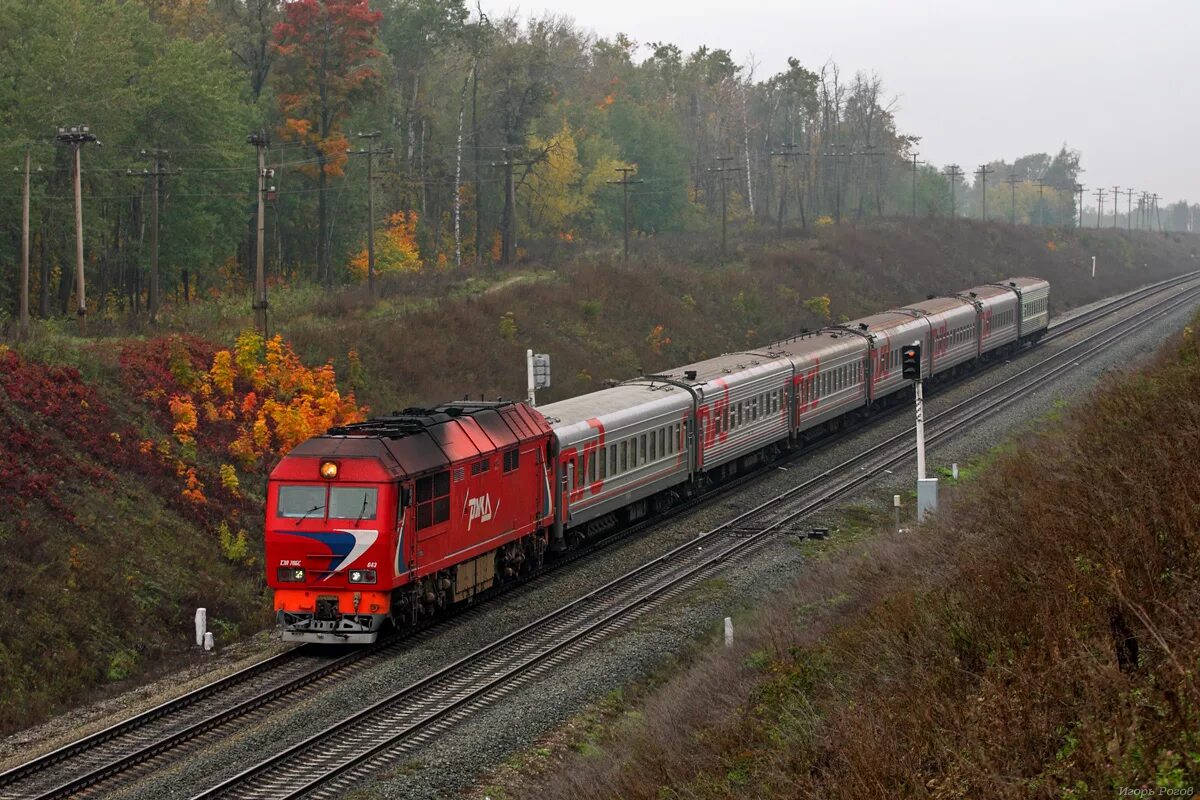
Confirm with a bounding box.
[277,567,305,582]
[320,461,339,479]
[902,342,922,380]
[348,569,377,584]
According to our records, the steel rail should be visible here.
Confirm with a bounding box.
[194,279,1200,800]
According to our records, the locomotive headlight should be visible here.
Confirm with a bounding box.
[319,461,339,479]
[348,569,376,584]
[276,567,306,582]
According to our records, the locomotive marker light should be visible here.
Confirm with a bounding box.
[902,341,938,521]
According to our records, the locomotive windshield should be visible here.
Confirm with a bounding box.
[329,487,377,520]
[275,484,378,520]
[277,485,326,518]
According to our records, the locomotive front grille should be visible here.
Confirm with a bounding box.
[315,595,339,620]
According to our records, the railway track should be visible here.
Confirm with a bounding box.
[191,277,1200,800]
[2,270,1195,800]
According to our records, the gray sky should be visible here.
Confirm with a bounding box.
[487,0,1198,203]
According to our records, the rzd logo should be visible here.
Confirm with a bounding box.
[466,492,498,530]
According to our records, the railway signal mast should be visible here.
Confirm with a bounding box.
[903,341,937,520]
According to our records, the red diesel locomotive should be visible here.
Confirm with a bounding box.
[266,401,553,642]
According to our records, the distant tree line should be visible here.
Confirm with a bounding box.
[0,0,1191,326]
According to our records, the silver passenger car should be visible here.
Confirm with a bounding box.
[900,296,980,376]
[538,382,692,539]
[766,330,870,436]
[958,283,1020,353]
[651,350,794,476]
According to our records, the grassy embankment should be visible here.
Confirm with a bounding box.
[1,218,1197,739]
[513,313,1200,797]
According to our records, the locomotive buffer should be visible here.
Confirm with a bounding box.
[902,342,938,520]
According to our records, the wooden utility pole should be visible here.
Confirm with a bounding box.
[707,156,743,259]
[606,166,643,264]
[1125,188,1135,231]
[351,131,393,295]
[1111,186,1121,228]
[248,132,270,334]
[19,148,31,340]
[1094,188,1106,228]
[1152,193,1162,231]
[944,165,963,217]
[56,124,98,333]
[131,149,176,324]
[908,152,924,216]
[976,164,995,220]
[1005,173,1019,224]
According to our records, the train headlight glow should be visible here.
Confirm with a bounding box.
[319,461,339,479]
[277,567,306,582]
[348,569,376,584]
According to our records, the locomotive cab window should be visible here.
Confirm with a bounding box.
[415,471,451,529]
[278,485,327,518]
[328,486,377,520]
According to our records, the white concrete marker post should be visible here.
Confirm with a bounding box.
[893,494,901,533]
[203,632,214,652]
[195,608,207,647]
[952,463,959,481]
[912,356,938,521]
[914,377,926,481]
[724,617,734,647]
[1092,256,1097,278]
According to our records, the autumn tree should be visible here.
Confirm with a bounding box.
[273,0,382,285]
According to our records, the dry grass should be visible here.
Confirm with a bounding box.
[274,220,1200,414]
[524,316,1200,798]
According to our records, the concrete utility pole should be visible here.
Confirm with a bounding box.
[1035,178,1050,226]
[129,149,177,324]
[350,132,394,296]
[707,155,743,259]
[770,143,801,233]
[824,143,850,223]
[1152,193,1162,231]
[908,151,924,216]
[1005,173,1020,224]
[17,147,32,340]
[247,131,270,334]
[944,164,963,217]
[56,124,99,332]
[1094,188,1106,228]
[1126,188,1135,231]
[1112,186,1121,228]
[491,148,538,265]
[1075,184,1085,230]
[606,166,643,264]
[976,164,995,221]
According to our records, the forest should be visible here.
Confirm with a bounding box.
[0,0,1194,327]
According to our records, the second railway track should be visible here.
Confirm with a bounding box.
[3,271,1196,800]
[192,278,1200,800]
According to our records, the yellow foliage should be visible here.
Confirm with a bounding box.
[349,211,423,280]
[803,295,832,319]
[219,464,240,495]
[169,395,199,445]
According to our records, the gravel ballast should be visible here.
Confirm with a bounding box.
[11,284,1198,800]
